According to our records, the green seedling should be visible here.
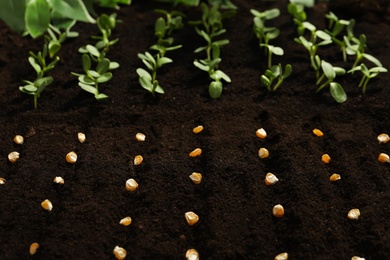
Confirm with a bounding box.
[71,54,113,100]
[97,0,132,9]
[19,76,53,109]
[260,44,284,69]
[316,60,347,103]
[261,64,292,91]
[287,2,307,36]
[250,8,280,47]
[348,64,388,94]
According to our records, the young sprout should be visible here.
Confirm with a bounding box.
[261,63,292,91]
[287,2,307,36]
[250,8,280,48]
[19,76,53,109]
[378,153,390,163]
[316,60,347,103]
[348,64,388,94]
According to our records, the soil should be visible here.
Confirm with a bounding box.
[0,1,389,259]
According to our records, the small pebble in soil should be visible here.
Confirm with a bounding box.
[351,257,365,260]
[273,204,284,218]
[41,199,53,211]
[186,249,199,260]
[377,133,389,144]
[53,176,64,185]
[65,151,77,164]
[136,132,146,141]
[274,252,288,260]
[330,174,341,182]
[313,128,324,137]
[125,178,138,192]
[134,155,143,165]
[256,128,267,139]
[265,172,279,186]
[185,211,199,226]
[29,242,39,255]
[348,209,361,220]
[78,132,86,143]
[322,154,331,164]
[119,216,132,226]
[258,148,269,159]
[378,153,390,163]
[113,246,127,260]
[193,125,204,134]
[8,151,19,163]
[0,178,6,185]
[13,135,24,145]
[189,148,202,157]
[189,172,202,184]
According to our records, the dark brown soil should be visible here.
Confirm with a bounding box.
[0,1,389,259]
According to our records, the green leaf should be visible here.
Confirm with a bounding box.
[20,84,37,93]
[194,46,208,53]
[154,82,164,94]
[0,0,26,33]
[302,21,316,32]
[214,70,231,83]
[96,58,110,74]
[212,43,220,60]
[321,60,335,81]
[362,53,382,67]
[79,82,97,94]
[82,54,91,72]
[86,44,100,58]
[78,75,94,85]
[261,75,271,90]
[315,30,331,41]
[136,68,152,81]
[49,0,95,23]
[271,46,284,56]
[283,64,292,78]
[25,0,50,38]
[48,40,61,58]
[194,60,209,72]
[330,82,347,103]
[155,17,166,38]
[139,76,153,91]
[264,8,280,20]
[88,70,101,78]
[213,39,229,47]
[35,76,53,94]
[97,72,112,83]
[157,57,173,67]
[360,63,370,77]
[209,81,223,98]
[96,93,108,100]
[109,62,120,70]
[28,56,42,74]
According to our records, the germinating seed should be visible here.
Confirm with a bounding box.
[186,249,199,260]
[193,125,204,134]
[29,242,39,255]
[78,132,86,143]
[119,216,132,226]
[275,252,288,260]
[377,133,389,144]
[265,172,279,186]
[258,148,269,159]
[378,153,390,163]
[136,132,146,141]
[113,246,127,260]
[189,148,202,157]
[330,174,341,182]
[8,151,19,163]
[66,151,77,164]
[348,209,360,220]
[53,176,64,185]
[134,155,143,165]
[189,172,202,184]
[41,199,53,211]
[185,211,199,226]
[13,135,24,145]
[272,204,284,218]
[313,128,324,137]
[125,178,138,192]
[256,128,267,139]
[322,154,331,164]
[0,178,5,185]
[351,257,366,260]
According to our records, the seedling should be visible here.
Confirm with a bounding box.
[250,8,280,47]
[287,2,307,36]
[261,64,292,91]
[19,76,53,109]
[348,64,388,94]
[316,60,347,103]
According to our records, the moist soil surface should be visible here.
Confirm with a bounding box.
[0,1,389,259]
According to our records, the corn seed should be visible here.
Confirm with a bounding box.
[136,133,146,141]
[330,174,341,182]
[273,204,284,218]
[119,216,132,226]
[189,172,202,184]
[378,153,390,163]
[66,151,77,164]
[113,246,127,260]
[258,148,269,159]
[313,128,323,137]
[186,249,199,260]
[53,176,65,185]
[134,155,143,165]
[8,151,19,163]
[265,172,279,186]
[275,252,288,260]
[185,211,199,226]
[78,132,86,143]
[256,128,267,139]
[377,133,389,144]
[189,148,202,157]
[125,178,138,192]
[348,208,360,220]
[351,257,365,260]
[0,178,5,184]
[193,125,204,134]
[322,154,331,164]
[29,242,39,255]
[41,199,53,211]
[13,135,24,145]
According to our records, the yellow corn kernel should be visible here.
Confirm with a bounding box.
[377,133,389,144]
[258,148,269,159]
[136,133,146,141]
[256,128,267,139]
[185,211,199,226]
[275,252,288,260]
[53,176,65,185]
[348,209,360,220]
[119,216,132,226]
[272,204,284,218]
[66,151,77,164]
[29,242,39,255]
[189,172,202,184]
[125,178,138,192]
[8,151,20,163]
[264,172,279,186]
[186,249,199,260]
[78,132,86,143]
[13,135,24,145]
[313,128,323,137]
[189,148,202,157]
[113,246,127,260]
[134,155,143,165]
[329,174,341,182]
[322,154,331,164]
[193,125,204,134]
[378,153,390,163]
[41,199,53,211]
[351,256,366,260]
[0,178,5,185]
